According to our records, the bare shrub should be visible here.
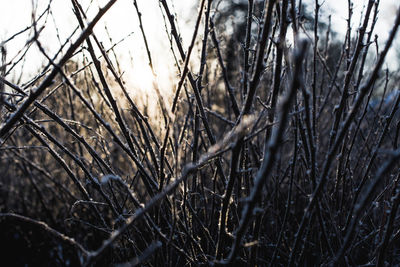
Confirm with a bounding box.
[1,0,400,266]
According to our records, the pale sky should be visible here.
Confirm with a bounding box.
[0,0,195,96]
[1,0,399,93]
[321,0,399,41]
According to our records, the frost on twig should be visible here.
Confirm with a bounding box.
[100,174,122,184]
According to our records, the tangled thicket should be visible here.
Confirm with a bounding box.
[1,0,400,266]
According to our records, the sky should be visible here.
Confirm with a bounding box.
[0,0,195,97]
[322,0,399,45]
[0,0,399,95]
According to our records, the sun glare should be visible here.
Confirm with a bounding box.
[131,63,155,92]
